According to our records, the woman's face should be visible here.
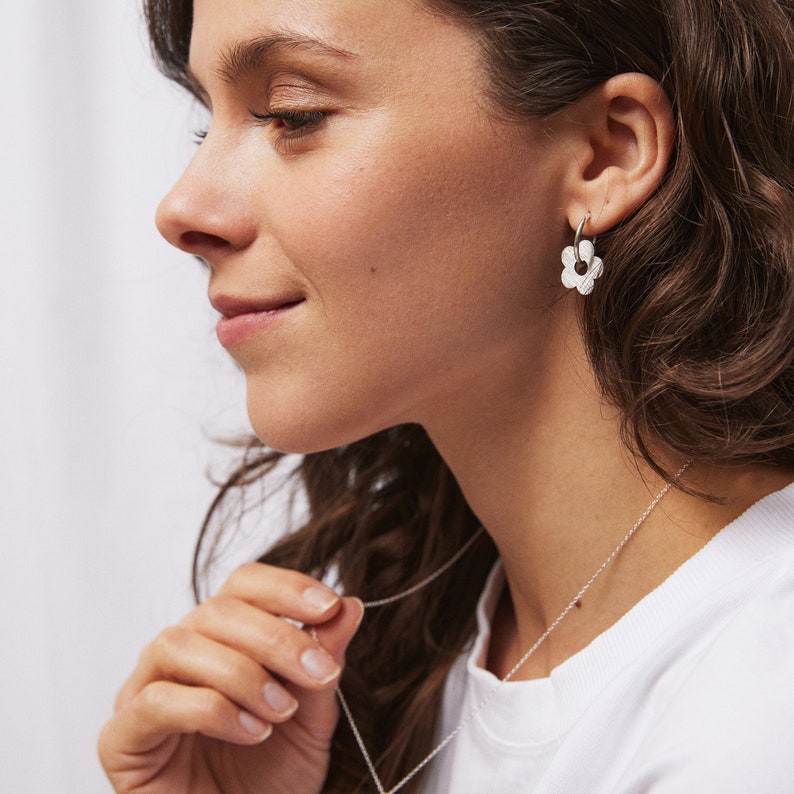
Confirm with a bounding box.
[156,0,571,453]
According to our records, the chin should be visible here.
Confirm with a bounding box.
[246,397,381,456]
[249,422,341,456]
[242,370,415,455]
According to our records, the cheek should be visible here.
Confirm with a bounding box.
[269,122,556,320]
[239,125,562,452]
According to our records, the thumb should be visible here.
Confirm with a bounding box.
[289,597,364,740]
[313,597,365,663]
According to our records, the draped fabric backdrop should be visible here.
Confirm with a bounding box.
[0,3,268,790]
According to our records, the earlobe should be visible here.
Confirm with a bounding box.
[564,73,674,236]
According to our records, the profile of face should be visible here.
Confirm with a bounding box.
[156,0,576,453]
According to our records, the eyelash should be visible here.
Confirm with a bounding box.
[192,109,325,148]
[250,109,326,138]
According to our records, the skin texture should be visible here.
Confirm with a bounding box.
[155,0,569,455]
[100,0,794,791]
[99,564,363,794]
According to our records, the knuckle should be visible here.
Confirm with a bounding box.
[193,687,231,723]
[136,680,173,715]
[261,618,298,654]
[113,688,131,714]
[157,624,192,656]
[187,594,237,629]
[222,561,262,593]
[137,625,194,672]
[218,648,251,680]
[134,682,234,736]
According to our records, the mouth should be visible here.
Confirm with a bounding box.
[210,294,304,318]
[210,293,306,347]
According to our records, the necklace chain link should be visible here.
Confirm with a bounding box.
[360,527,486,609]
[313,463,690,794]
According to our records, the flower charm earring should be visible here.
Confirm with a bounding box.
[561,217,603,295]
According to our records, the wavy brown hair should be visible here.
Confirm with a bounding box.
[144,0,794,790]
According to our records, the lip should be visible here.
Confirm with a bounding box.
[210,294,305,348]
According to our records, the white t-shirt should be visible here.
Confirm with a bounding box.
[420,483,794,793]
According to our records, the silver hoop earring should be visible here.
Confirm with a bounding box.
[561,217,603,295]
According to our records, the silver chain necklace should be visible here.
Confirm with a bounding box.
[314,463,690,794]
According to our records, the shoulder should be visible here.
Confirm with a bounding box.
[625,627,794,791]
[620,503,794,792]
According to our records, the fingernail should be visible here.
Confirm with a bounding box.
[351,597,365,630]
[300,648,341,684]
[302,585,339,613]
[239,711,272,738]
[263,682,298,716]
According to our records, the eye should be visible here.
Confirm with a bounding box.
[192,129,208,146]
[249,109,326,138]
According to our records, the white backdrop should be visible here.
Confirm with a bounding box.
[0,2,259,791]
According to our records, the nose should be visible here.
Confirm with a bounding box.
[155,138,258,262]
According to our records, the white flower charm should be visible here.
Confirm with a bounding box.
[561,238,603,295]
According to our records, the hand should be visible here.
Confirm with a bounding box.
[98,563,364,794]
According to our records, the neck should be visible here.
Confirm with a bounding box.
[420,300,792,679]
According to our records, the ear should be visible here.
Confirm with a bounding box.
[561,73,674,236]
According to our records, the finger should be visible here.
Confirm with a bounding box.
[292,598,364,735]
[119,626,303,724]
[115,595,346,712]
[218,563,342,623]
[99,681,273,780]
[185,599,345,687]
[311,597,365,662]
[117,615,342,719]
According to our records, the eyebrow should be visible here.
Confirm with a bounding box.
[207,33,358,86]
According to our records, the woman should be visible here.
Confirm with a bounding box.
[99,0,794,791]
